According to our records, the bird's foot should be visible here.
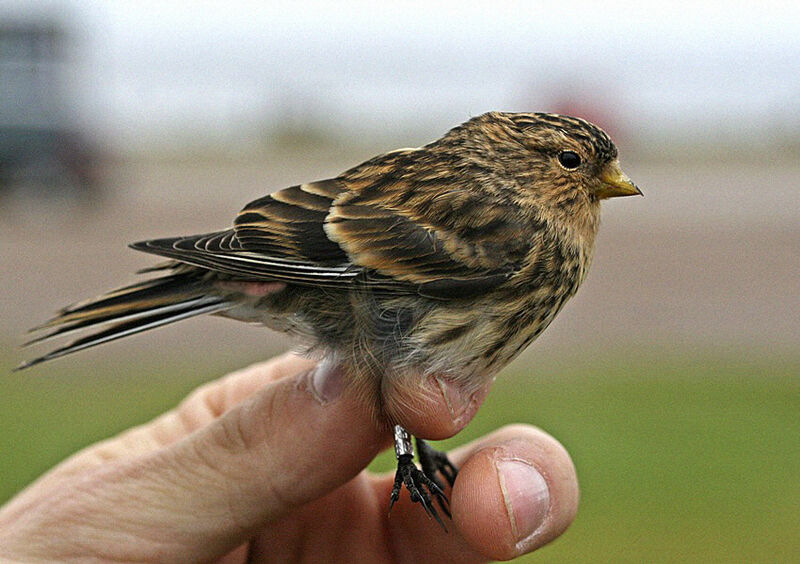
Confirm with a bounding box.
[416,437,459,491]
[389,453,451,530]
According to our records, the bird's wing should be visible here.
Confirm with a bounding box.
[234,179,349,263]
[132,152,525,298]
[324,149,528,298]
[131,179,363,286]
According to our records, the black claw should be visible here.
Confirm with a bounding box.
[416,438,459,488]
[414,438,459,519]
[439,458,458,487]
[389,453,450,531]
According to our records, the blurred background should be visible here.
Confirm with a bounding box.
[1,1,798,561]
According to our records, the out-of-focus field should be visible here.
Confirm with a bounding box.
[1,152,798,561]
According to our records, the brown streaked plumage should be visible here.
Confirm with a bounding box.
[19,111,641,525]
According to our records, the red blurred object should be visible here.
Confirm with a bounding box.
[548,91,626,146]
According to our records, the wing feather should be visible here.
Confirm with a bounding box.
[130,233,359,285]
[234,179,348,263]
[132,151,527,299]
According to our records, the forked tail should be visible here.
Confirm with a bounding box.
[17,272,230,370]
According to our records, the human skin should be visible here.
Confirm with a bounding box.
[0,353,579,562]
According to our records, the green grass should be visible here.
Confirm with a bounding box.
[2,349,798,562]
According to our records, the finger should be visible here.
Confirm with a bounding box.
[381,373,493,440]
[142,353,315,445]
[83,359,387,561]
[377,424,579,562]
[74,353,316,464]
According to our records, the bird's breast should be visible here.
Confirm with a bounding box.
[415,232,589,376]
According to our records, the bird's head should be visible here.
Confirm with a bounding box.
[460,111,642,207]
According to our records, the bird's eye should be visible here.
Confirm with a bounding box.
[557,151,582,170]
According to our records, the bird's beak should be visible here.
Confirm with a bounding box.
[597,160,642,199]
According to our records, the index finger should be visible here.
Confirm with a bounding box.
[77,353,317,463]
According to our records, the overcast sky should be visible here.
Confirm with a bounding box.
[4,1,800,149]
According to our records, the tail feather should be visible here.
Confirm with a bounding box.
[18,273,231,371]
[25,295,225,347]
[36,274,199,330]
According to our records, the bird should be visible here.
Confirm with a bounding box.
[19,111,641,526]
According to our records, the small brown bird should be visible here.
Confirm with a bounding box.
[19,111,641,525]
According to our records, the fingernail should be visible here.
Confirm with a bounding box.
[496,459,551,551]
[309,360,345,404]
[433,376,480,427]
[434,376,472,423]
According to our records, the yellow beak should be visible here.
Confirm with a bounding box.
[597,160,642,199]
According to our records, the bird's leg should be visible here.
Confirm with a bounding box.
[389,425,451,530]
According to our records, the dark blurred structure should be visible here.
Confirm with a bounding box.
[0,19,100,199]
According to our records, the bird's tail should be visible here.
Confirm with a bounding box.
[16,272,231,370]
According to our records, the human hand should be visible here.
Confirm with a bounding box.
[0,354,579,562]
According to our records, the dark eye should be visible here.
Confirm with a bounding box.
[557,151,582,170]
